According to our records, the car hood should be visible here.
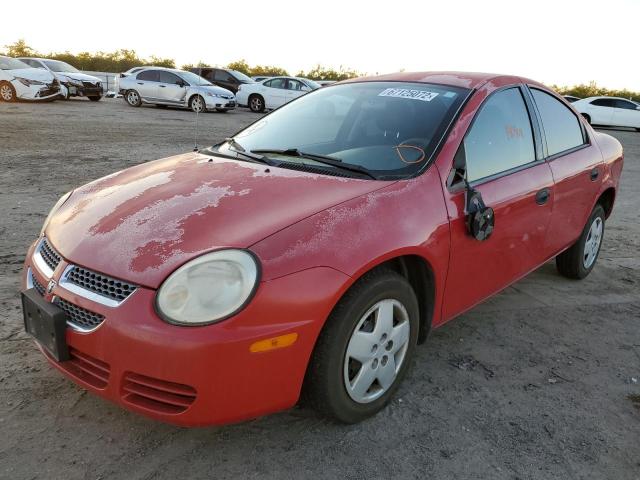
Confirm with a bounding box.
[58,72,101,83]
[8,68,55,82]
[46,152,386,288]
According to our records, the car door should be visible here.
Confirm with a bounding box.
[134,70,160,100]
[282,79,309,105]
[528,87,604,253]
[262,78,287,108]
[585,98,615,125]
[440,86,554,320]
[612,99,640,128]
[158,71,187,104]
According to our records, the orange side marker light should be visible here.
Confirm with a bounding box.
[250,333,298,353]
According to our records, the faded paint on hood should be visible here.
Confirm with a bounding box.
[46,152,386,288]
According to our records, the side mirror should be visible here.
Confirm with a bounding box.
[465,188,494,241]
[177,81,186,88]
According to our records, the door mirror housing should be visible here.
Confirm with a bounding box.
[465,188,494,241]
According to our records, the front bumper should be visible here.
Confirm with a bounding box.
[62,82,102,97]
[22,239,347,426]
[14,80,61,101]
[205,96,236,111]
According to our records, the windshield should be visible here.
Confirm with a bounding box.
[43,60,79,72]
[0,56,31,70]
[301,78,321,90]
[177,71,213,86]
[229,81,470,179]
[231,70,254,83]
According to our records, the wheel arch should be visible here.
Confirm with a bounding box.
[596,187,616,219]
[328,253,437,345]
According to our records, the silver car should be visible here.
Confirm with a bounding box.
[119,67,236,113]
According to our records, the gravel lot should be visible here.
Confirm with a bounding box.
[1,98,638,480]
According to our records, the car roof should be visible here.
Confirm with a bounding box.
[341,71,543,90]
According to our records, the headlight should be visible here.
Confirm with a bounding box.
[206,92,229,98]
[156,250,259,326]
[61,77,83,87]
[15,77,45,86]
[41,191,73,235]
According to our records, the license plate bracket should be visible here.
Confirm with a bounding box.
[22,289,69,361]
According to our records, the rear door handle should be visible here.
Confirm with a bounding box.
[590,168,599,181]
[535,188,550,205]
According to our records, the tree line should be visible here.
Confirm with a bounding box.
[2,40,638,99]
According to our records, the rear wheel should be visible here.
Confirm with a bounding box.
[0,82,16,102]
[125,90,142,107]
[249,94,265,113]
[189,95,206,113]
[303,269,419,423]
[556,204,605,279]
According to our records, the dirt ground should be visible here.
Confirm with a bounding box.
[0,98,638,480]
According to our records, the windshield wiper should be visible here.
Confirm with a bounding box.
[251,148,377,180]
[218,139,275,165]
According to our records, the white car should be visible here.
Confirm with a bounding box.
[18,57,103,101]
[118,67,236,113]
[236,76,321,112]
[573,96,640,131]
[0,56,61,102]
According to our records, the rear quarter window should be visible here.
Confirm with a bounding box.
[531,89,585,157]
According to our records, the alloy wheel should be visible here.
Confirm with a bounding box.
[583,217,603,268]
[191,96,204,113]
[127,91,139,105]
[0,84,14,101]
[343,299,410,403]
[250,97,263,112]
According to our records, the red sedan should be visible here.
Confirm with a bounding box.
[21,72,623,425]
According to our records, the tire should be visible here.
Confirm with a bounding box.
[189,95,206,113]
[581,113,591,124]
[88,95,102,102]
[303,268,419,423]
[249,94,265,113]
[0,81,16,102]
[125,90,142,107]
[556,204,605,279]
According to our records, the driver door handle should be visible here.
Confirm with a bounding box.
[535,188,550,205]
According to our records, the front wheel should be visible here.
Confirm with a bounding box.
[556,204,605,279]
[125,90,142,107]
[303,269,419,423]
[189,95,206,113]
[0,82,16,102]
[88,95,102,102]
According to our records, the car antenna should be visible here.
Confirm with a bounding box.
[193,72,200,152]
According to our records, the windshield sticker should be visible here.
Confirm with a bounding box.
[443,91,457,98]
[378,88,439,102]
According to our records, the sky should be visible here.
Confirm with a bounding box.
[3,0,639,90]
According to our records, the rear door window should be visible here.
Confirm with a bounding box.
[265,78,287,89]
[614,99,638,110]
[531,88,585,157]
[137,70,160,82]
[590,98,615,107]
[464,88,536,182]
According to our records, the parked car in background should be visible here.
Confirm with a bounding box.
[119,67,236,113]
[20,71,623,426]
[317,80,337,87]
[236,76,321,112]
[252,76,271,82]
[120,66,155,78]
[573,96,640,131]
[0,56,61,102]
[563,95,580,103]
[18,58,103,101]
[189,67,254,93]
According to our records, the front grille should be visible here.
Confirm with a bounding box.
[65,347,110,389]
[55,298,105,331]
[82,81,97,88]
[122,372,197,414]
[30,270,46,296]
[66,266,137,302]
[39,238,62,272]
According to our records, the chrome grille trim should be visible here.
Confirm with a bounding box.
[54,297,105,332]
[33,237,61,278]
[27,268,46,296]
[59,265,137,308]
